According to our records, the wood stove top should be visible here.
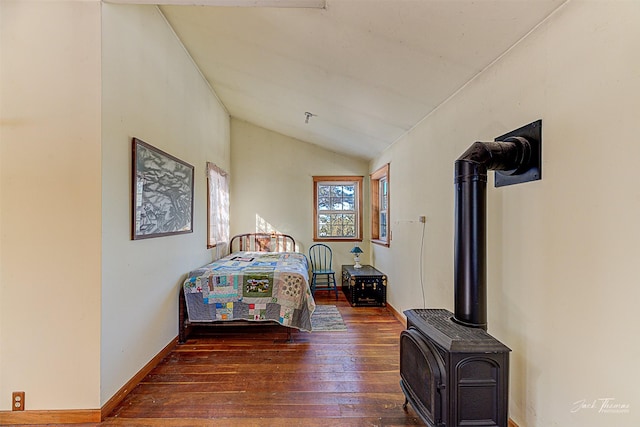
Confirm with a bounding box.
[405,309,511,353]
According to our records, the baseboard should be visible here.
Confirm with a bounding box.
[0,409,101,425]
[101,336,178,420]
[0,336,178,425]
[386,302,407,328]
[509,418,520,427]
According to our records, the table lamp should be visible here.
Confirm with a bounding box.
[350,245,363,268]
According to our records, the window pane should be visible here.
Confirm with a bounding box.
[343,196,355,210]
[344,214,355,236]
[381,179,388,210]
[380,212,387,238]
[313,177,361,240]
[343,213,355,226]
[318,197,330,211]
[331,197,344,210]
[318,222,330,236]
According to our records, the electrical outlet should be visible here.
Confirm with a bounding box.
[12,392,25,411]
[419,216,426,223]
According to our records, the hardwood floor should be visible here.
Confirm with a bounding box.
[103,291,421,427]
[19,292,422,427]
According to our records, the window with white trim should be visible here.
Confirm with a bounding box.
[313,176,363,241]
[207,162,229,256]
[371,163,390,246]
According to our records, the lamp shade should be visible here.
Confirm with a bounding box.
[350,246,363,254]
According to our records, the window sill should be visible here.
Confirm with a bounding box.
[371,239,390,247]
[314,237,362,242]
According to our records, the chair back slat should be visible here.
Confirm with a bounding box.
[308,243,338,299]
[309,243,332,271]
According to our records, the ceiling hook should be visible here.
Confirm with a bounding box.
[304,111,316,124]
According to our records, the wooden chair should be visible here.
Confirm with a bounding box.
[308,243,338,299]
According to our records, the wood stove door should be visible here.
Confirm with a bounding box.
[400,328,446,426]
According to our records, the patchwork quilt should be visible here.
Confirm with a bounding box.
[183,251,315,331]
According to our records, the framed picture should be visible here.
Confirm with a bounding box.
[132,138,194,240]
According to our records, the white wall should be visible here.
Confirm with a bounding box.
[0,0,102,410]
[230,119,369,268]
[101,4,230,405]
[372,1,640,426]
[0,1,230,411]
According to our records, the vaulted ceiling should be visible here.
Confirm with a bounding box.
[116,0,567,160]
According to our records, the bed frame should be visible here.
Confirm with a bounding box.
[179,233,299,343]
[229,232,295,253]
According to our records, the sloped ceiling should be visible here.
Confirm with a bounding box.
[143,0,566,159]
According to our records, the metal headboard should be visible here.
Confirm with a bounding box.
[229,233,296,253]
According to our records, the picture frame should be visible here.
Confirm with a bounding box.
[132,137,194,240]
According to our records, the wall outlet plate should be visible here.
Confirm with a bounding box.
[494,119,542,187]
[12,391,25,411]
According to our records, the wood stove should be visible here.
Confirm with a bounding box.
[400,121,541,427]
[400,309,510,427]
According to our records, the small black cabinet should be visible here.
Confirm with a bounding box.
[341,265,387,307]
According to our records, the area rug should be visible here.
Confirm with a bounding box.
[311,305,347,331]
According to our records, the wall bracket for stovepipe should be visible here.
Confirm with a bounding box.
[494,119,542,187]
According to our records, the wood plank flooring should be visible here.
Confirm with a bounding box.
[39,292,423,426]
[104,292,421,426]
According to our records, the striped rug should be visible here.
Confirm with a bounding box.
[311,305,347,331]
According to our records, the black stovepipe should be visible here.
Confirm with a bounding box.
[453,137,531,329]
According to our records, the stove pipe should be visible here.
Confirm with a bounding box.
[454,137,531,329]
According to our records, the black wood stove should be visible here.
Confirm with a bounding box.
[401,309,510,427]
[400,121,542,427]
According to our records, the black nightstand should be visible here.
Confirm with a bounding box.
[341,265,387,307]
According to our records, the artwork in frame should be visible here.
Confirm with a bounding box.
[132,137,194,240]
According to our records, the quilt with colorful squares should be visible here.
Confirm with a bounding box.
[183,251,315,331]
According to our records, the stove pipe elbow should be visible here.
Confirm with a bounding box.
[453,137,531,329]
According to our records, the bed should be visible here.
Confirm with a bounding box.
[179,233,315,343]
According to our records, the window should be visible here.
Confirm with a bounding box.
[207,162,229,256]
[313,176,363,241]
[371,163,390,246]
